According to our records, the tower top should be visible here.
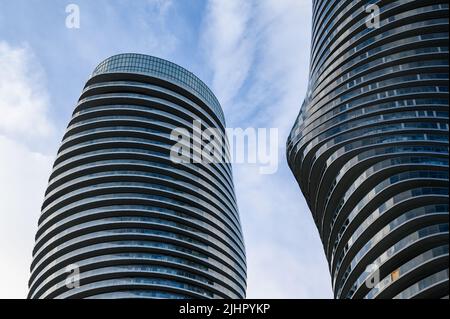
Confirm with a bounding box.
[91,53,224,123]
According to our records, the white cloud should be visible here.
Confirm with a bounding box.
[201,0,256,107]
[0,41,55,298]
[0,41,55,145]
[235,165,333,299]
[250,0,312,136]
[202,0,334,298]
[0,136,53,299]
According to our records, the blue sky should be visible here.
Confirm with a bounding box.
[0,0,333,298]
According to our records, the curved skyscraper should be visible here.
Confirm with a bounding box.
[287,1,448,298]
[28,54,247,299]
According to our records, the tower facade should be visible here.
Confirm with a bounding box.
[287,1,448,298]
[28,54,247,299]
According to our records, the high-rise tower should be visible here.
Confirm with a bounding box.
[28,54,247,299]
[287,1,448,298]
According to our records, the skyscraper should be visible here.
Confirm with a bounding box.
[287,1,448,298]
[28,54,247,299]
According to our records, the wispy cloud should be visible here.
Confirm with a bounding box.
[62,0,180,68]
[201,0,333,298]
[0,41,55,298]
[0,41,56,149]
[249,0,312,135]
[201,0,256,109]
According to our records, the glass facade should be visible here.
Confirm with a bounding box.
[287,1,448,298]
[91,54,225,122]
[28,54,247,299]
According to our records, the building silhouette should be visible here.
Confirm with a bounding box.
[28,54,247,299]
[287,1,448,298]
